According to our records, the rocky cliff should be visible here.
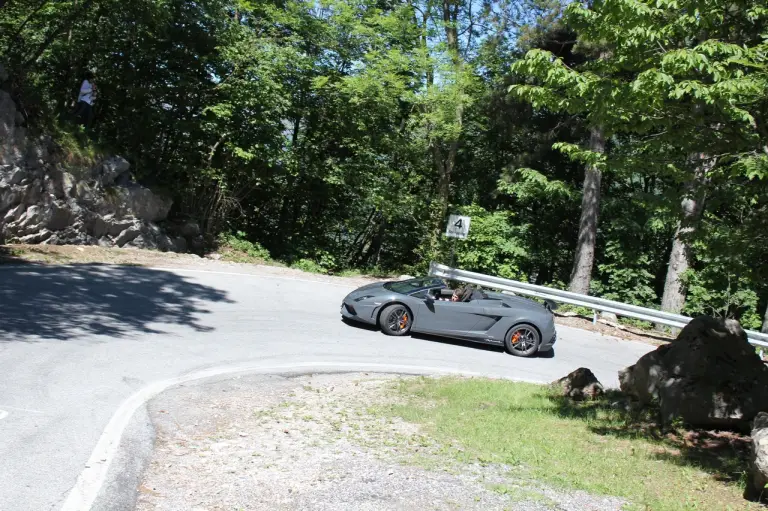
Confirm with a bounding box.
[0,74,197,252]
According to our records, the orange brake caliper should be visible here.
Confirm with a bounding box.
[511,332,521,344]
[400,314,408,329]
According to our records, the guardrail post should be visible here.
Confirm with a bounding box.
[593,310,598,325]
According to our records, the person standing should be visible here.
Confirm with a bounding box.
[73,71,96,128]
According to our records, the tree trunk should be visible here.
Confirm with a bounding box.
[762,299,768,334]
[426,0,462,255]
[659,153,713,316]
[568,126,605,294]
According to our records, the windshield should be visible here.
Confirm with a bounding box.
[384,277,444,295]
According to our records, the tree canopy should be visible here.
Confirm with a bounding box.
[1,0,767,330]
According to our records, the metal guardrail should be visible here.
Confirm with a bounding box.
[429,262,768,349]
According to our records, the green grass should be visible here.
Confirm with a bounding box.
[382,377,758,511]
[216,231,274,264]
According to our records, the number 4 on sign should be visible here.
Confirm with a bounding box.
[445,215,470,239]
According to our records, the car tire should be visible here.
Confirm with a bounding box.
[505,324,540,357]
[379,304,412,336]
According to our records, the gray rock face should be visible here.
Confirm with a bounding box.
[96,156,131,185]
[0,90,23,166]
[746,412,768,501]
[619,316,768,428]
[0,83,185,252]
[109,185,172,223]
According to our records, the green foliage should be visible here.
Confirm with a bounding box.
[451,205,527,280]
[218,231,272,262]
[291,259,327,275]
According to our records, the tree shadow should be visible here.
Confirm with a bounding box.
[546,391,752,486]
[0,246,27,264]
[0,263,234,341]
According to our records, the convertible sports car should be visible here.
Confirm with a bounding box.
[340,276,556,357]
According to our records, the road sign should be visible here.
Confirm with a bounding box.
[445,215,471,239]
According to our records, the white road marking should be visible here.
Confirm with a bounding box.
[0,410,8,420]
[60,361,541,511]
[0,405,44,414]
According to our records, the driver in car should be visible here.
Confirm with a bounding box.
[451,286,484,302]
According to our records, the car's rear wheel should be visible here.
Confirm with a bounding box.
[505,324,540,357]
[379,304,412,336]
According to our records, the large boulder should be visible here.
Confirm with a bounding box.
[108,185,172,223]
[619,316,768,429]
[95,156,130,185]
[746,412,768,501]
[554,368,604,401]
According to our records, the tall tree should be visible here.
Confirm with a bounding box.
[510,0,768,307]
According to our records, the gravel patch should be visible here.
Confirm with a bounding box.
[135,372,626,511]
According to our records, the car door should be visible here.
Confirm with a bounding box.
[413,298,488,337]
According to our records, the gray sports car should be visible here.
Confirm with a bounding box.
[340,276,556,357]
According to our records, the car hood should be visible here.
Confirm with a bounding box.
[345,281,388,301]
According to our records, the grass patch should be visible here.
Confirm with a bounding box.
[383,377,758,511]
[216,231,274,265]
[0,245,72,264]
[50,122,112,179]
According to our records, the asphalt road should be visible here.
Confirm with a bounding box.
[0,264,655,511]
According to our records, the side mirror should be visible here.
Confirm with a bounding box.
[544,299,558,312]
[424,294,434,303]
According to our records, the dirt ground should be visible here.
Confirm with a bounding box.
[0,243,674,347]
[136,372,626,511]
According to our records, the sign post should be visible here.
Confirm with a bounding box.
[444,215,470,267]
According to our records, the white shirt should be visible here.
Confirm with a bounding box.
[78,80,94,105]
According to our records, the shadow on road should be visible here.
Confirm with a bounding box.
[0,263,233,341]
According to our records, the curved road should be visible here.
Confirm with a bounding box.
[0,264,654,511]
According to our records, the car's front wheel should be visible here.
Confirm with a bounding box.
[505,324,540,357]
[379,304,412,336]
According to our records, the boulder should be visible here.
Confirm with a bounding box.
[1,167,25,187]
[179,220,201,238]
[173,236,188,253]
[746,412,768,502]
[46,201,74,231]
[125,222,177,252]
[619,316,768,428]
[114,224,142,247]
[18,229,52,244]
[554,367,604,401]
[3,203,24,223]
[109,185,172,223]
[0,185,22,215]
[97,156,130,185]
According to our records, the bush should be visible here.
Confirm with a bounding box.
[218,231,271,261]
[292,258,326,274]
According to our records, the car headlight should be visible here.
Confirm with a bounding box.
[354,295,375,302]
